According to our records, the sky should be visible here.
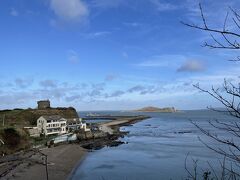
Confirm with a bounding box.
[0,0,239,111]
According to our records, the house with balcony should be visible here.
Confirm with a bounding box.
[37,115,67,136]
[67,118,90,132]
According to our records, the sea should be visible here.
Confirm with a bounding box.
[71,110,240,180]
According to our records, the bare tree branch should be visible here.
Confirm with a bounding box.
[182,3,240,178]
[181,3,240,58]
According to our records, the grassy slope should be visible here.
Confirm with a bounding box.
[0,107,78,128]
[0,107,78,154]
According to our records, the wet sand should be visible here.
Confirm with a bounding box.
[1,115,149,180]
[2,144,87,180]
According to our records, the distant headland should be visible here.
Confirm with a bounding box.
[134,106,177,113]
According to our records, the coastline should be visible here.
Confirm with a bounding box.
[0,115,150,180]
[1,144,87,180]
[67,153,88,180]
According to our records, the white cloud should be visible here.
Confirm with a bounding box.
[49,19,58,27]
[1,67,239,110]
[122,52,129,58]
[82,31,111,39]
[150,0,178,11]
[39,80,57,88]
[137,60,170,67]
[50,0,89,22]
[93,31,110,36]
[68,50,79,63]
[177,60,205,72]
[91,0,124,8]
[136,55,185,68]
[10,8,18,16]
[123,22,143,27]
[65,95,82,102]
[105,74,118,81]
[15,78,33,89]
[105,90,125,98]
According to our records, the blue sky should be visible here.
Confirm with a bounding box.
[0,0,239,110]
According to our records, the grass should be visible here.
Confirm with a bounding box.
[0,107,78,129]
[0,127,31,155]
[0,107,78,154]
[0,109,36,128]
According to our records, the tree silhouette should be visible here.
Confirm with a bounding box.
[182,3,240,179]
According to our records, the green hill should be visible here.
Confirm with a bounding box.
[0,107,78,128]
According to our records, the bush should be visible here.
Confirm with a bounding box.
[19,110,39,125]
[0,127,31,154]
[2,128,21,148]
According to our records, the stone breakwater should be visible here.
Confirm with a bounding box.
[0,115,150,180]
[77,115,150,150]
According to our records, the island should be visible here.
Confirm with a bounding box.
[135,106,177,113]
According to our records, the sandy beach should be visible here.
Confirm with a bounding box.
[1,144,87,180]
[0,115,149,180]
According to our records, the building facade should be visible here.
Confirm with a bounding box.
[67,118,90,132]
[37,115,67,136]
[24,127,40,137]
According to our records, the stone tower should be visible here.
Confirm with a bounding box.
[37,100,50,109]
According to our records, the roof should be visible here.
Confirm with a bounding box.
[67,118,81,124]
[41,115,66,121]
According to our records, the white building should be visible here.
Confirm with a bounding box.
[37,115,67,136]
[24,127,40,137]
[67,118,90,132]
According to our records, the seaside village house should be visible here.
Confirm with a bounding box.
[24,100,90,136]
[37,116,90,136]
[67,118,90,132]
[37,115,67,136]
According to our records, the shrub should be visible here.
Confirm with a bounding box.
[2,127,21,148]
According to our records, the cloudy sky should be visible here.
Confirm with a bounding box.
[0,0,239,110]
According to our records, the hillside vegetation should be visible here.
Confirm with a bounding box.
[0,127,30,155]
[0,107,78,127]
[0,107,78,155]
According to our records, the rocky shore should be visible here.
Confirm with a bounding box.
[0,115,150,180]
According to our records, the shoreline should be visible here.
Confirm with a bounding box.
[1,144,87,180]
[0,115,150,180]
[67,150,88,180]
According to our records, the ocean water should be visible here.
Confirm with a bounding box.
[85,119,113,124]
[72,110,239,180]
